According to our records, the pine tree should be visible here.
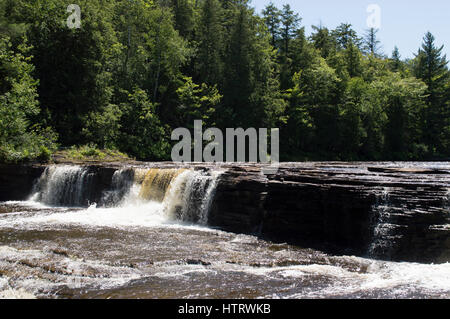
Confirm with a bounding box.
[413,32,449,155]
[197,0,223,85]
[310,25,334,58]
[345,42,363,77]
[262,2,281,48]
[280,4,300,55]
[277,4,301,89]
[390,46,402,72]
[332,23,361,50]
[222,6,252,127]
[363,28,381,56]
[171,0,195,40]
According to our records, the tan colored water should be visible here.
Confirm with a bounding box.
[137,169,187,202]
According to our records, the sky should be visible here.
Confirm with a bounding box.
[251,0,450,59]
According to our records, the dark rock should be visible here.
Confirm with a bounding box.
[209,163,450,263]
[0,164,45,201]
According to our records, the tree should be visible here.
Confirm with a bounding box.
[118,88,171,161]
[112,0,190,125]
[222,6,253,127]
[380,74,428,159]
[413,32,449,155]
[171,0,195,40]
[262,2,280,48]
[310,25,334,58]
[287,56,341,158]
[280,4,300,55]
[345,42,363,78]
[277,4,301,90]
[14,0,119,146]
[0,36,57,163]
[390,46,403,72]
[363,28,382,56]
[176,76,222,128]
[332,23,361,50]
[196,0,224,86]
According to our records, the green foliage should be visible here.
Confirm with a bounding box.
[0,1,448,163]
[82,104,123,149]
[0,35,57,163]
[412,32,449,156]
[176,76,221,127]
[61,144,132,162]
[118,88,171,161]
[196,0,224,85]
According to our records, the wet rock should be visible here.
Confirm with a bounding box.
[0,164,45,201]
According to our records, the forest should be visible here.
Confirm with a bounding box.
[0,0,449,163]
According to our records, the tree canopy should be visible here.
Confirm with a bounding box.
[0,0,448,163]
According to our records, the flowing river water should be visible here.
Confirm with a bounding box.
[0,165,449,299]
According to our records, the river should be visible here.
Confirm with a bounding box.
[0,165,448,299]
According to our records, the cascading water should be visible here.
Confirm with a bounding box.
[136,168,187,203]
[100,168,135,207]
[30,165,95,207]
[30,165,223,226]
[367,188,402,259]
[163,170,223,225]
[445,189,450,209]
[131,168,222,224]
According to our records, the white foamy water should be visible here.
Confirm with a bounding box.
[275,259,450,298]
[0,276,36,299]
[0,166,224,231]
[0,245,143,298]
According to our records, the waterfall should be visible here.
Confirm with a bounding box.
[367,188,401,259]
[100,168,135,207]
[163,170,222,225]
[446,189,450,209]
[30,165,95,207]
[136,168,187,202]
[30,165,223,226]
[132,168,222,224]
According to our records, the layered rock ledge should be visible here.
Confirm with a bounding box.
[208,163,450,263]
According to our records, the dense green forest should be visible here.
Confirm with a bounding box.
[0,0,449,163]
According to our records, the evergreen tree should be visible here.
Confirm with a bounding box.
[171,0,195,39]
[310,25,334,58]
[196,0,223,86]
[262,2,281,48]
[390,46,403,72]
[345,42,363,77]
[332,23,361,50]
[413,32,449,155]
[363,28,382,56]
[279,4,300,55]
[278,4,301,89]
[222,5,253,127]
